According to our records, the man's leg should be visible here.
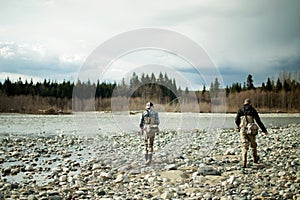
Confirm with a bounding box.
[147,135,155,164]
[249,135,259,163]
[145,130,155,165]
[144,134,149,162]
[240,132,249,168]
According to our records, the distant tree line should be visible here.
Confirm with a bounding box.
[0,77,114,99]
[128,72,178,103]
[224,73,299,95]
[207,72,300,112]
[0,71,299,113]
[0,72,180,112]
[0,72,178,100]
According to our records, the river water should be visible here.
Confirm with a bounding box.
[0,112,299,137]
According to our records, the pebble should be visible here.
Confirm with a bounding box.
[0,124,299,199]
[261,191,269,197]
[59,175,67,182]
[225,148,236,155]
[27,195,38,200]
[198,166,221,176]
[165,164,178,170]
[115,174,124,183]
[161,191,172,199]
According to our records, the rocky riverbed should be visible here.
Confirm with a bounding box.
[0,124,299,200]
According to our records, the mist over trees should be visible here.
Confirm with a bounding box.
[0,71,299,113]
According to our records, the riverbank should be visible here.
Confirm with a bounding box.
[1,109,300,115]
[1,94,299,115]
[0,124,299,199]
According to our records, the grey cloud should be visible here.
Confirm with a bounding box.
[152,1,300,73]
[0,42,80,81]
[273,57,300,72]
[1,0,299,89]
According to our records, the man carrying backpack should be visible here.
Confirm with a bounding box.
[139,102,160,165]
[235,98,268,168]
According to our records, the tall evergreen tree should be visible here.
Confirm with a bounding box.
[283,80,290,92]
[202,84,206,95]
[246,74,255,90]
[275,78,282,92]
[266,78,273,91]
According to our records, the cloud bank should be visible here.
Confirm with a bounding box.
[0,0,299,88]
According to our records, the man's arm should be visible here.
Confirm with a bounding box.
[139,114,145,129]
[235,109,241,128]
[253,110,267,133]
[155,111,160,125]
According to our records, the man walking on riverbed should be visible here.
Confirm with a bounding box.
[139,102,160,165]
[235,98,268,168]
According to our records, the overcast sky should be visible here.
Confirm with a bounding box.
[0,0,299,89]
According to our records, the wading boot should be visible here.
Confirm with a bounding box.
[253,155,260,164]
[242,152,247,168]
[252,149,259,163]
[242,161,246,168]
[144,154,148,164]
[146,153,152,165]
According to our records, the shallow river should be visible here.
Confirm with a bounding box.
[0,112,299,137]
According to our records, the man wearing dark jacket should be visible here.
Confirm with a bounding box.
[235,98,268,168]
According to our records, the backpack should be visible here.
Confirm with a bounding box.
[240,111,258,135]
[143,109,157,125]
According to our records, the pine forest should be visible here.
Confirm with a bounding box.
[0,72,299,114]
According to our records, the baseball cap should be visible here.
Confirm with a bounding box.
[146,102,153,108]
[244,98,251,104]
